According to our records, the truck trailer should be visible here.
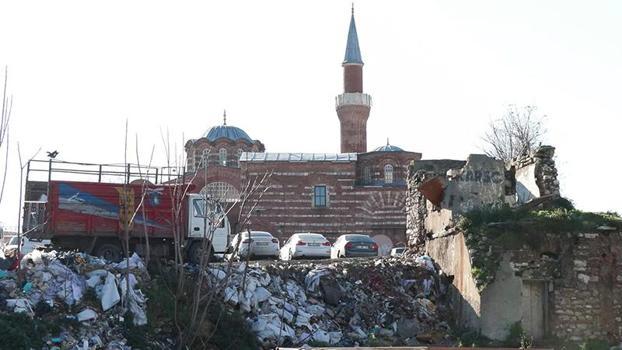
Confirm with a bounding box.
[23,160,230,262]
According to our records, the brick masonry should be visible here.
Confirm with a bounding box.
[236,150,421,254]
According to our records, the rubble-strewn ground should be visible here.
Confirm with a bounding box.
[208,255,453,348]
[0,246,454,349]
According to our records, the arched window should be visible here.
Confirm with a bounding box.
[219,148,227,166]
[384,164,394,184]
[200,182,240,202]
[200,149,210,168]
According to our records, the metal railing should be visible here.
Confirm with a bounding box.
[23,201,47,233]
[25,159,181,185]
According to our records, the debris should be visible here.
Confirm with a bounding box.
[0,249,151,348]
[76,308,98,322]
[101,272,120,311]
[207,254,452,348]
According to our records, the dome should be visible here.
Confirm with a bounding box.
[373,143,404,152]
[203,125,253,143]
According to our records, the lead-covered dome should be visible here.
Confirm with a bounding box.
[204,125,253,143]
[373,142,404,152]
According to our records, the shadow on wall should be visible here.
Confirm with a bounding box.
[446,281,481,337]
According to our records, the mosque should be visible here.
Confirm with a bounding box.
[184,11,421,254]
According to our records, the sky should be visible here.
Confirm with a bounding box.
[0,0,621,230]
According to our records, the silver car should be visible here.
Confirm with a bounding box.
[280,233,331,260]
[228,231,280,260]
[330,234,378,259]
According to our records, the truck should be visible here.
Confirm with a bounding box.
[23,160,231,262]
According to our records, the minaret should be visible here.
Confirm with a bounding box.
[336,7,371,153]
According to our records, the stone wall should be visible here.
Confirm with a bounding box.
[514,145,560,204]
[549,232,622,341]
[425,230,622,342]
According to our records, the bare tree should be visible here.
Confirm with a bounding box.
[0,66,12,205]
[157,133,273,348]
[482,105,546,163]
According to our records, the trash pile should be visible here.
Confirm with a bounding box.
[209,255,453,348]
[0,250,152,349]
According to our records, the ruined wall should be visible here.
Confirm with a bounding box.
[480,254,524,340]
[406,159,466,248]
[426,230,622,342]
[406,155,505,248]
[514,146,560,204]
[549,232,622,341]
[425,231,481,330]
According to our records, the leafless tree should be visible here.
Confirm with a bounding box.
[0,66,12,205]
[482,105,546,163]
[157,132,272,348]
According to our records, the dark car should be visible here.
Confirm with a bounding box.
[330,234,378,258]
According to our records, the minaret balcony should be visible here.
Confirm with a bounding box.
[335,93,372,109]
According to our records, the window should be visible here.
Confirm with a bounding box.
[219,148,227,166]
[201,149,210,168]
[192,199,225,227]
[313,185,327,208]
[384,164,394,184]
[363,166,371,184]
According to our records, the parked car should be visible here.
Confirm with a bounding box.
[390,247,406,257]
[280,233,331,260]
[3,236,51,257]
[330,234,378,259]
[227,231,279,260]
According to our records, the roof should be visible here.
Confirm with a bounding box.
[204,125,253,143]
[240,152,357,163]
[373,144,404,152]
[373,139,405,152]
[343,13,363,65]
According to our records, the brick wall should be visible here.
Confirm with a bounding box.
[238,160,411,252]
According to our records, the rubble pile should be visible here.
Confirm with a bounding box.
[0,250,153,349]
[209,255,453,348]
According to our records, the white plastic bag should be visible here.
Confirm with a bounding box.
[101,272,120,311]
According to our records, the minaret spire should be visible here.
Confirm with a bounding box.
[343,8,363,65]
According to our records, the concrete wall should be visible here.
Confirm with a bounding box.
[480,254,524,340]
[440,154,506,217]
[425,233,558,341]
[425,232,482,330]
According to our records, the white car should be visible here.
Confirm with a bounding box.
[227,231,279,260]
[390,247,406,257]
[280,233,331,260]
[3,236,51,256]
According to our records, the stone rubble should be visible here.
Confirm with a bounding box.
[208,254,453,348]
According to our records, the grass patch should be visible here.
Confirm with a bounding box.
[0,313,59,350]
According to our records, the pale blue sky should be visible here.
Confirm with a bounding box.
[0,0,621,229]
